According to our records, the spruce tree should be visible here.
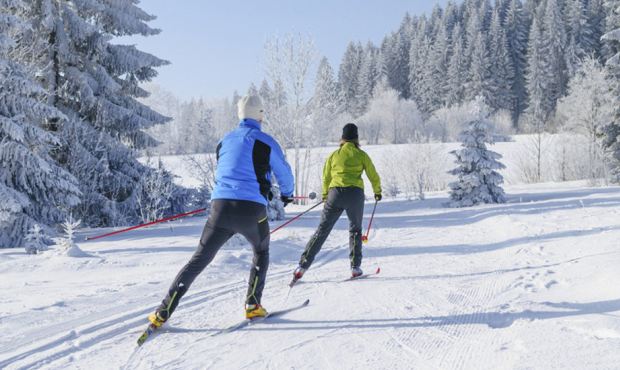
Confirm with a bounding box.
[525,13,554,127]
[467,31,492,102]
[312,57,341,144]
[488,7,515,112]
[449,97,506,207]
[565,0,594,75]
[504,0,529,126]
[542,0,569,110]
[446,23,468,107]
[19,0,175,227]
[601,0,620,181]
[0,0,81,247]
[338,42,364,117]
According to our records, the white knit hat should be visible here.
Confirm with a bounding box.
[237,95,265,122]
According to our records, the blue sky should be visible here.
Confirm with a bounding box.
[122,1,448,100]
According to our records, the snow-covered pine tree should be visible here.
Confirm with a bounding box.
[408,17,430,112]
[338,42,364,117]
[542,0,569,111]
[488,6,515,112]
[247,83,258,96]
[18,0,178,227]
[382,14,413,100]
[312,57,341,144]
[448,97,506,207]
[55,216,91,257]
[467,30,492,102]
[426,16,451,112]
[25,224,47,254]
[525,13,554,128]
[446,22,468,107]
[565,0,594,75]
[504,0,529,126]
[601,0,620,181]
[0,0,81,248]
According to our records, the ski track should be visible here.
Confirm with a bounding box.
[0,262,308,370]
[2,183,620,369]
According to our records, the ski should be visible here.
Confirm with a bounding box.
[211,299,310,336]
[343,267,381,282]
[136,323,160,346]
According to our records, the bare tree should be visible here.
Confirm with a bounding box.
[263,34,317,198]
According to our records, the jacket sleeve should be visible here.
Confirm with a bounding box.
[363,151,382,195]
[322,153,333,199]
[268,137,295,197]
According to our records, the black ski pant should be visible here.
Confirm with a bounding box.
[298,187,364,270]
[156,200,270,321]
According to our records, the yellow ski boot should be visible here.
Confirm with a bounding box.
[245,304,268,319]
[147,312,167,328]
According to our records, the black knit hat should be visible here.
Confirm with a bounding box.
[342,123,358,140]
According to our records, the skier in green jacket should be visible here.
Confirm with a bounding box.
[292,123,381,281]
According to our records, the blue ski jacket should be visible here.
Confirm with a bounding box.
[211,119,294,206]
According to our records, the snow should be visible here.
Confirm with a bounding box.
[1,181,619,369]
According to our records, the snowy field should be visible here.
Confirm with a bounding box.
[155,135,595,197]
[1,181,620,369]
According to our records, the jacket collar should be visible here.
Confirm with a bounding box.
[239,119,262,130]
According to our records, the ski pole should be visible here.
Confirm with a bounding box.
[362,200,378,244]
[84,207,207,241]
[270,201,324,235]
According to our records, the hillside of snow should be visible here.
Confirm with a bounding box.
[1,181,619,369]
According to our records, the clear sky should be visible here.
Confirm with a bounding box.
[122,0,448,100]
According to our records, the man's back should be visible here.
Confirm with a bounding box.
[212,118,294,205]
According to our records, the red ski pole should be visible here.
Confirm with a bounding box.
[270,201,324,235]
[362,200,378,244]
[85,207,207,241]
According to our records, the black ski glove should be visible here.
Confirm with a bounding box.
[374,193,382,202]
[281,195,294,207]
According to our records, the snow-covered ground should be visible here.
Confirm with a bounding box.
[1,181,620,369]
[155,135,594,196]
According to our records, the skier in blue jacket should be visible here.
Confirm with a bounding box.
[147,95,294,326]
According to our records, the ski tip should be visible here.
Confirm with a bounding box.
[302,299,310,306]
[375,267,381,274]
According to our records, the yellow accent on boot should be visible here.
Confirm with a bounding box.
[148,312,166,328]
[245,304,268,319]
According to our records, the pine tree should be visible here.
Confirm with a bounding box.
[449,97,506,207]
[25,225,47,254]
[313,57,341,141]
[504,0,529,126]
[542,0,569,110]
[565,0,594,75]
[525,13,554,128]
[18,0,176,227]
[601,0,620,181]
[411,35,434,115]
[338,42,364,117]
[408,17,429,110]
[0,0,81,248]
[587,0,607,59]
[247,83,258,96]
[357,43,382,115]
[488,6,515,112]
[426,17,451,111]
[467,30,492,102]
[55,216,90,257]
[446,23,468,107]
